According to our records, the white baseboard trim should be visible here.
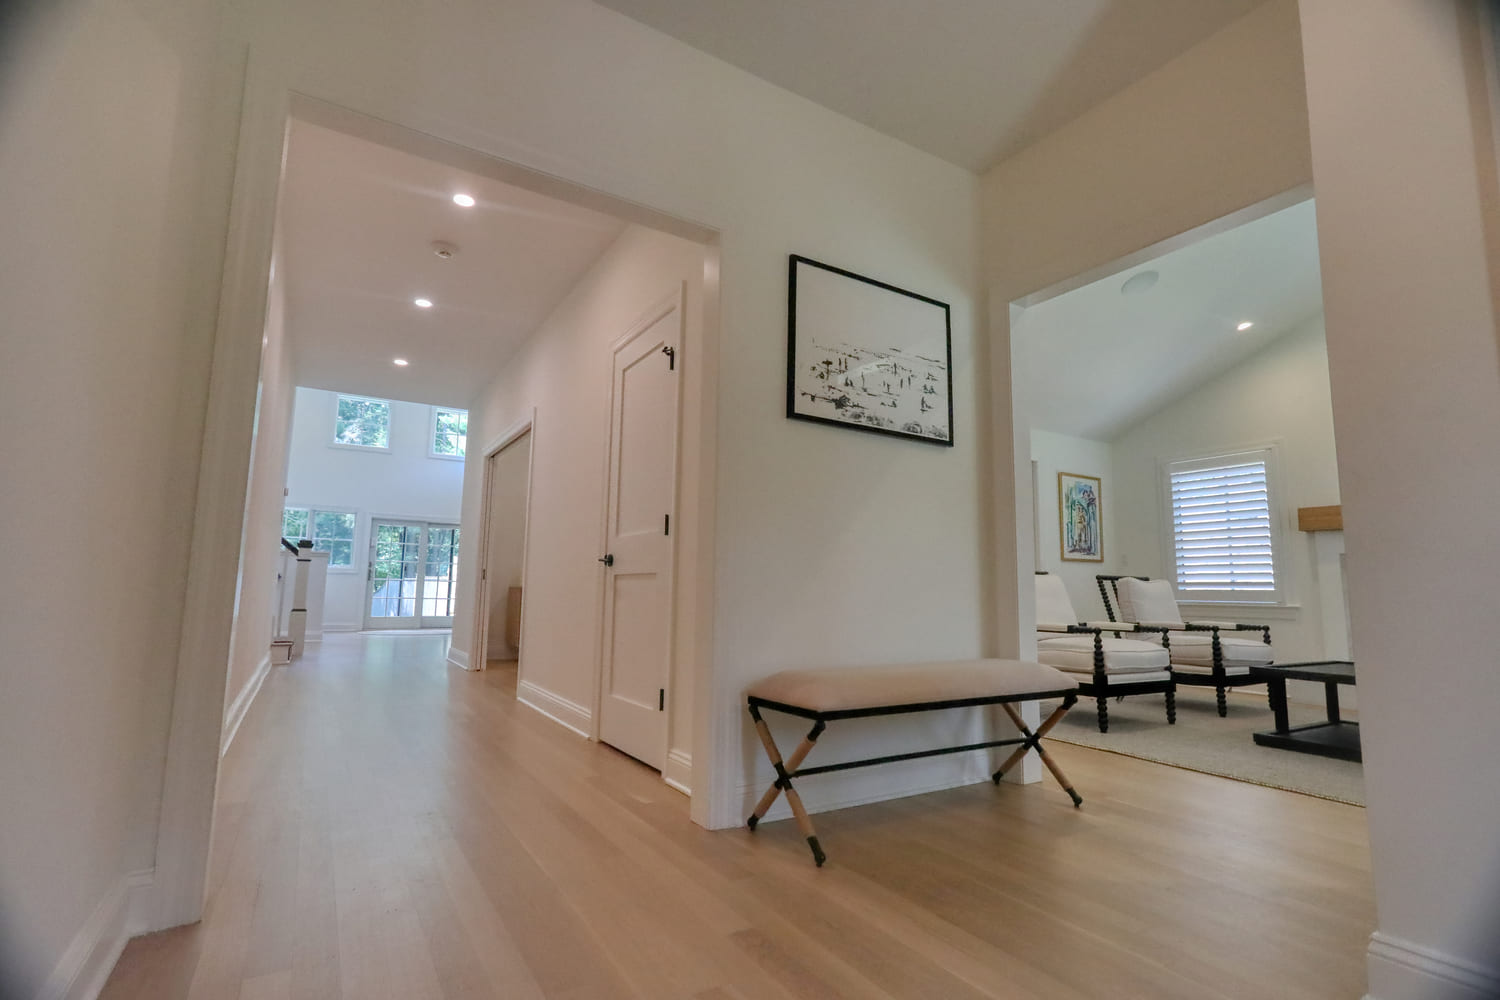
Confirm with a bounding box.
[37,867,154,1000]
[322,622,361,633]
[738,752,996,826]
[1365,931,1500,1000]
[220,653,271,757]
[663,748,692,796]
[446,647,473,671]
[516,679,591,738]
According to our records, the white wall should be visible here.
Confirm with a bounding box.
[1110,317,1340,665]
[483,431,531,660]
[1029,429,1120,621]
[1300,2,1500,995]
[454,225,706,778]
[224,246,297,720]
[983,0,1313,677]
[209,0,990,828]
[0,0,229,993]
[284,387,465,630]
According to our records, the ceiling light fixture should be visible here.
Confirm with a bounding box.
[452,193,475,207]
[393,358,409,366]
[1120,270,1159,296]
[1237,321,1254,331]
[413,297,433,309]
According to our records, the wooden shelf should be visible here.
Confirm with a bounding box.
[1297,504,1343,532]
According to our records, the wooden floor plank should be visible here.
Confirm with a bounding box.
[103,636,1375,999]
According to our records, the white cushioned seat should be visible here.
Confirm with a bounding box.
[746,659,1077,715]
[1164,633,1274,668]
[1036,635,1171,674]
[1043,667,1173,685]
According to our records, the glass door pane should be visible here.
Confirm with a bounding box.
[367,522,422,627]
[420,525,459,626]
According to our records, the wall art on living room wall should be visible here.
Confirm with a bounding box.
[786,254,953,446]
[1058,471,1103,561]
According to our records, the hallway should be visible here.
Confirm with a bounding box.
[102,635,1374,999]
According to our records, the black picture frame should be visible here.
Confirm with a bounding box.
[786,254,953,447]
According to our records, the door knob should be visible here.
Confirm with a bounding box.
[598,553,614,567]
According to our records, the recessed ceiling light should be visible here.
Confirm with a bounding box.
[413,297,433,309]
[1120,270,1159,296]
[393,358,409,366]
[1237,321,1254,331]
[452,193,475,208]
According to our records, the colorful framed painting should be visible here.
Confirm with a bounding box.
[786,254,953,446]
[1058,472,1103,562]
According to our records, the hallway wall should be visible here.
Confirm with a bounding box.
[0,0,231,994]
[216,0,990,826]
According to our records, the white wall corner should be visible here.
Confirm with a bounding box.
[125,868,156,936]
[663,748,692,796]
[220,653,272,757]
[516,679,592,738]
[36,876,131,1000]
[445,647,473,671]
[1365,932,1500,1000]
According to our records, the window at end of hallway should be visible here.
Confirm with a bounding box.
[1165,447,1281,604]
[282,506,356,568]
[334,394,390,449]
[431,406,467,459]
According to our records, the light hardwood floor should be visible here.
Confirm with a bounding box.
[103,634,1375,999]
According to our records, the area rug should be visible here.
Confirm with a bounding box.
[1045,686,1366,806]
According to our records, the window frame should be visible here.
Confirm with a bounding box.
[1159,444,1286,606]
[429,405,468,461]
[331,393,393,452]
[281,504,360,572]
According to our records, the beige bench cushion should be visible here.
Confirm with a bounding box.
[746,659,1077,714]
[1036,635,1171,674]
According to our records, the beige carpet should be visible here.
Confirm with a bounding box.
[1046,686,1366,806]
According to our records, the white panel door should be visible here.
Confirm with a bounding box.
[597,297,681,770]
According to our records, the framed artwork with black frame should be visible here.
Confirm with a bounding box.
[786,254,953,446]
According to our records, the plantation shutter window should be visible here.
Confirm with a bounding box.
[1167,450,1279,603]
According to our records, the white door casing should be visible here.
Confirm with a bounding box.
[597,292,683,770]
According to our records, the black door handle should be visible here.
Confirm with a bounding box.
[598,553,614,567]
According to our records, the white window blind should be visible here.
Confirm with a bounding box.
[1168,452,1277,601]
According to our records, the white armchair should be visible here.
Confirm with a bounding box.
[1034,572,1175,733]
[1097,575,1274,717]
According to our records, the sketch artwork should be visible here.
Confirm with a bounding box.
[787,256,953,446]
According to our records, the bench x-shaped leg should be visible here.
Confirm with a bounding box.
[991,695,1083,806]
[746,707,828,866]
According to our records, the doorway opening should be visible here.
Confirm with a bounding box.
[476,424,533,687]
[1010,194,1358,804]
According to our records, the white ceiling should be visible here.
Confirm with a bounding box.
[279,120,629,408]
[1016,198,1324,441]
[591,0,1263,171]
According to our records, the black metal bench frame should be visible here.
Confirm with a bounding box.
[745,687,1081,866]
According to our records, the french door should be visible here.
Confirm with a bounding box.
[364,520,460,630]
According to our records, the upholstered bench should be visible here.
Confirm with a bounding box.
[745,659,1082,866]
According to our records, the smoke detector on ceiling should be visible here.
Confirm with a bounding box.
[431,240,459,260]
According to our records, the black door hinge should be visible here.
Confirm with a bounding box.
[661,345,675,370]
[658,688,665,711]
[664,513,670,536]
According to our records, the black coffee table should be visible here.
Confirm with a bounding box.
[1248,660,1360,762]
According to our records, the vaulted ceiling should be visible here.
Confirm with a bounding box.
[591,0,1264,170]
[1016,198,1324,440]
